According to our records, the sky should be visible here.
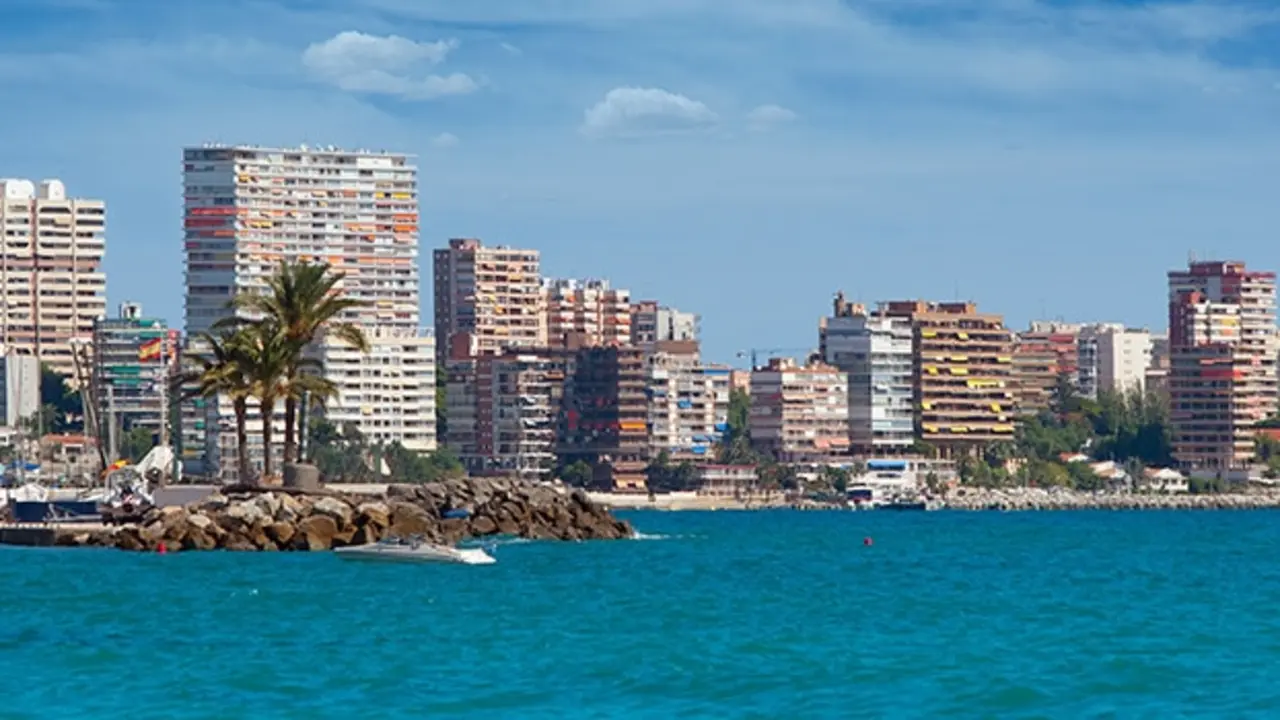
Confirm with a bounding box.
[2,0,1280,364]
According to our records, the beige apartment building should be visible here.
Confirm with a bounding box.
[433,238,545,365]
[882,301,1016,454]
[1168,260,1278,471]
[0,179,106,379]
[543,278,631,349]
[749,357,850,464]
[646,348,731,462]
[318,329,436,453]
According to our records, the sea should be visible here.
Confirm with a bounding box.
[3,510,1279,719]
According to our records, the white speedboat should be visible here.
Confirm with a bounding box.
[334,536,496,565]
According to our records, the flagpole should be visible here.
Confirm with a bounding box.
[158,333,169,449]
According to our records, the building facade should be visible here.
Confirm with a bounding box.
[631,301,699,350]
[749,357,850,464]
[882,300,1016,453]
[446,349,570,481]
[823,295,914,455]
[91,302,179,459]
[1013,325,1079,414]
[317,330,436,452]
[645,350,731,462]
[182,144,424,480]
[0,179,106,379]
[0,350,40,428]
[1075,324,1152,398]
[433,238,544,365]
[543,278,631,349]
[1167,260,1278,471]
[558,346,648,491]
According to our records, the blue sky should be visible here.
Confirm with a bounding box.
[3,0,1280,364]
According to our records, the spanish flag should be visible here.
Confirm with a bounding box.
[139,337,163,361]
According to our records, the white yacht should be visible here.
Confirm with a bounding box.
[334,536,496,565]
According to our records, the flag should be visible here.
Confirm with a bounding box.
[138,338,163,361]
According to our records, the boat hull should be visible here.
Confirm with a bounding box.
[334,543,496,565]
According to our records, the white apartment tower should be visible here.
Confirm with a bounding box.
[0,179,107,379]
[823,297,914,455]
[182,145,428,479]
[646,351,731,461]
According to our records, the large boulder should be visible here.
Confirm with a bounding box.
[297,515,339,551]
[311,497,354,529]
[356,501,391,529]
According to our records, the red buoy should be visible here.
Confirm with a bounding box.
[863,537,873,546]
[157,542,167,555]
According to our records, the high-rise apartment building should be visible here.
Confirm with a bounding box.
[447,349,570,481]
[92,302,180,458]
[318,330,436,452]
[631,301,699,351]
[1013,325,1079,414]
[1167,260,1278,470]
[0,179,106,379]
[823,295,914,455]
[749,357,850,464]
[182,144,424,479]
[0,350,40,429]
[543,278,631,349]
[433,238,544,364]
[882,300,1016,453]
[558,346,648,491]
[645,350,731,461]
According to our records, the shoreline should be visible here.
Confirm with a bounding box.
[592,489,1280,512]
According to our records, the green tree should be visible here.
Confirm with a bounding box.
[559,460,594,488]
[222,261,371,465]
[821,465,851,494]
[37,366,81,433]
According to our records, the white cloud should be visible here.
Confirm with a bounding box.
[302,31,477,100]
[431,132,460,147]
[746,104,797,131]
[581,87,719,138]
[500,42,523,56]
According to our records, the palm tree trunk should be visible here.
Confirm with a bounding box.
[233,399,251,486]
[261,397,276,480]
[283,394,297,464]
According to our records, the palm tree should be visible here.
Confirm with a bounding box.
[220,261,370,464]
[173,329,256,484]
[237,320,291,480]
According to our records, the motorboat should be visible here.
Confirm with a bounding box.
[334,536,496,565]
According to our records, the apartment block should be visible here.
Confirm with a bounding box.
[1168,260,1278,470]
[823,294,913,455]
[92,302,180,457]
[1013,325,1079,413]
[1146,334,1170,397]
[1075,324,1152,398]
[543,278,631,349]
[882,300,1016,453]
[631,301,699,351]
[749,357,850,464]
[0,350,40,428]
[433,238,544,365]
[446,349,570,481]
[0,179,106,379]
[558,346,648,491]
[183,144,422,480]
[318,330,436,452]
[646,350,731,461]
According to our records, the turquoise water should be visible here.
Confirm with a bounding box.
[4,510,1280,718]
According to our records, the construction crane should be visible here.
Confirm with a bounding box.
[736,347,817,371]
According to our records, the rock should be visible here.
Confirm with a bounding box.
[188,514,213,531]
[183,527,217,551]
[356,501,391,529]
[350,523,382,546]
[276,493,303,523]
[388,502,436,539]
[297,515,339,551]
[311,497,354,528]
[223,533,258,551]
[254,493,282,520]
[471,515,499,536]
[220,501,268,532]
[266,521,295,547]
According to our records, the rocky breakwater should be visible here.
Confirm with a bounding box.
[945,487,1280,511]
[59,478,634,551]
